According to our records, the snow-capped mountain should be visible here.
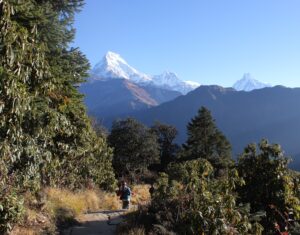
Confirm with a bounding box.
[90,51,200,94]
[233,73,271,92]
[152,71,200,94]
[91,51,151,84]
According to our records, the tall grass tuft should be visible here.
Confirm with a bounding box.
[131,185,151,206]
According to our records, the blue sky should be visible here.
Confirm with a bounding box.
[73,0,300,87]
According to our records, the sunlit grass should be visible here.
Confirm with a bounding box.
[12,185,151,234]
[131,184,151,206]
[10,227,38,235]
[98,190,121,210]
[118,226,146,235]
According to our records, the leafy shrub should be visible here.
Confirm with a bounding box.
[237,140,300,234]
[0,191,24,233]
[147,159,255,235]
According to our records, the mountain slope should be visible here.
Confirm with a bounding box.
[152,71,200,94]
[91,51,152,84]
[233,73,271,91]
[80,79,181,121]
[89,51,200,94]
[129,85,300,169]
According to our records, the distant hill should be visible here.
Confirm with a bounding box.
[128,85,300,169]
[80,79,181,122]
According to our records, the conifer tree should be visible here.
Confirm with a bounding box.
[183,106,233,171]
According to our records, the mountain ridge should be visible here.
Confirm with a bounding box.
[233,73,272,91]
[89,51,200,94]
[80,78,181,121]
[124,85,300,169]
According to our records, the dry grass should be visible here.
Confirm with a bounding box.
[44,185,150,216]
[45,188,93,217]
[45,187,119,216]
[10,227,38,235]
[118,227,146,235]
[12,185,151,234]
[131,184,151,206]
[11,191,53,235]
[90,184,151,211]
[98,191,121,210]
[44,187,123,218]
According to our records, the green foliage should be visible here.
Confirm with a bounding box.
[182,107,233,172]
[0,0,115,231]
[148,159,257,235]
[0,161,22,234]
[238,140,289,210]
[237,139,300,233]
[290,171,300,217]
[108,118,160,181]
[0,190,24,233]
[150,122,180,171]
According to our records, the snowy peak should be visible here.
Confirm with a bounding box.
[185,80,201,89]
[91,51,151,83]
[90,51,200,94]
[105,51,127,65]
[233,73,271,92]
[153,71,200,94]
[153,71,179,84]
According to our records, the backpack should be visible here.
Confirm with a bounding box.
[120,187,131,200]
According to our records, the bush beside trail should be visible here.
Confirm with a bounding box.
[0,0,115,233]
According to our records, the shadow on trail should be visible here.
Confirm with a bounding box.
[86,209,125,214]
[61,210,125,235]
[68,220,114,235]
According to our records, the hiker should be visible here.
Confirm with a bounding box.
[149,183,155,197]
[117,181,131,209]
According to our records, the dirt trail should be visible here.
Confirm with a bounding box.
[62,210,125,235]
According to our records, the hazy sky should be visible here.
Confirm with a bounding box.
[73,0,300,87]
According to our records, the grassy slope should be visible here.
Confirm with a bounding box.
[10,185,151,234]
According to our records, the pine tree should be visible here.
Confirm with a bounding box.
[183,106,233,172]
